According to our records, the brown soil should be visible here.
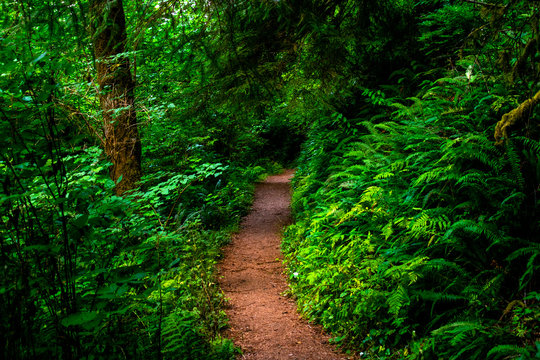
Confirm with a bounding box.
[219,170,350,360]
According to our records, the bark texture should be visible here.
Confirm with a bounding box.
[90,0,141,194]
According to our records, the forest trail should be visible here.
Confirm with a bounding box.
[219,170,348,360]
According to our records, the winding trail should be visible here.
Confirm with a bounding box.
[219,170,347,360]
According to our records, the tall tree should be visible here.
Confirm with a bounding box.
[90,0,142,194]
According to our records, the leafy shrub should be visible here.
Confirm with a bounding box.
[0,141,254,359]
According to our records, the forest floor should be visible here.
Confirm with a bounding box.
[219,170,351,360]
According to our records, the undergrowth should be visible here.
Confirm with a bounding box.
[0,136,280,358]
[283,46,540,360]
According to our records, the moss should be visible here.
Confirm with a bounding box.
[494,90,540,145]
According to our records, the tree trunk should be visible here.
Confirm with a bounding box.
[90,0,142,195]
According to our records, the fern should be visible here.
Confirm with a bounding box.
[162,310,207,359]
[443,220,505,247]
[387,285,410,316]
[505,140,526,191]
[507,244,540,291]
[487,344,526,359]
[420,258,468,278]
[457,171,488,190]
[436,135,503,173]
[359,186,384,205]
[413,165,454,186]
[431,321,486,344]
[506,243,540,262]
[374,171,395,180]
[408,210,451,243]
[516,137,540,158]
[415,290,466,303]
[391,159,408,172]
[373,121,402,134]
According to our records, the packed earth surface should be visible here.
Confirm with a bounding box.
[219,170,350,360]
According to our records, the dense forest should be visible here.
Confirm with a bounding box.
[1,0,539,359]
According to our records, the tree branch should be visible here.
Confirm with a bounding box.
[494,90,540,144]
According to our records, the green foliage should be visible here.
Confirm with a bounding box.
[2,0,540,358]
[0,1,271,358]
[418,3,480,63]
[281,2,540,358]
[285,92,540,358]
[0,139,251,358]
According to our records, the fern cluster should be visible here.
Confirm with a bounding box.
[282,2,540,356]
[285,98,539,359]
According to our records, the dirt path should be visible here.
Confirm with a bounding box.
[219,170,347,360]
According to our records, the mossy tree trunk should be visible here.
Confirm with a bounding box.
[90,0,142,195]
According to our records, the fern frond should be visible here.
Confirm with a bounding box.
[504,140,525,190]
[487,344,526,359]
[391,159,407,172]
[506,243,540,261]
[387,285,410,315]
[431,321,484,337]
[443,220,505,246]
[414,165,454,186]
[516,136,540,156]
[415,290,467,303]
[506,245,540,290]
[373,122,402,135]
[359,120,380,135]
[420,258,468,278]
[408,210,451,242]
[360,186,384,205]
[374,172,395,180]
[457,171,488,188]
